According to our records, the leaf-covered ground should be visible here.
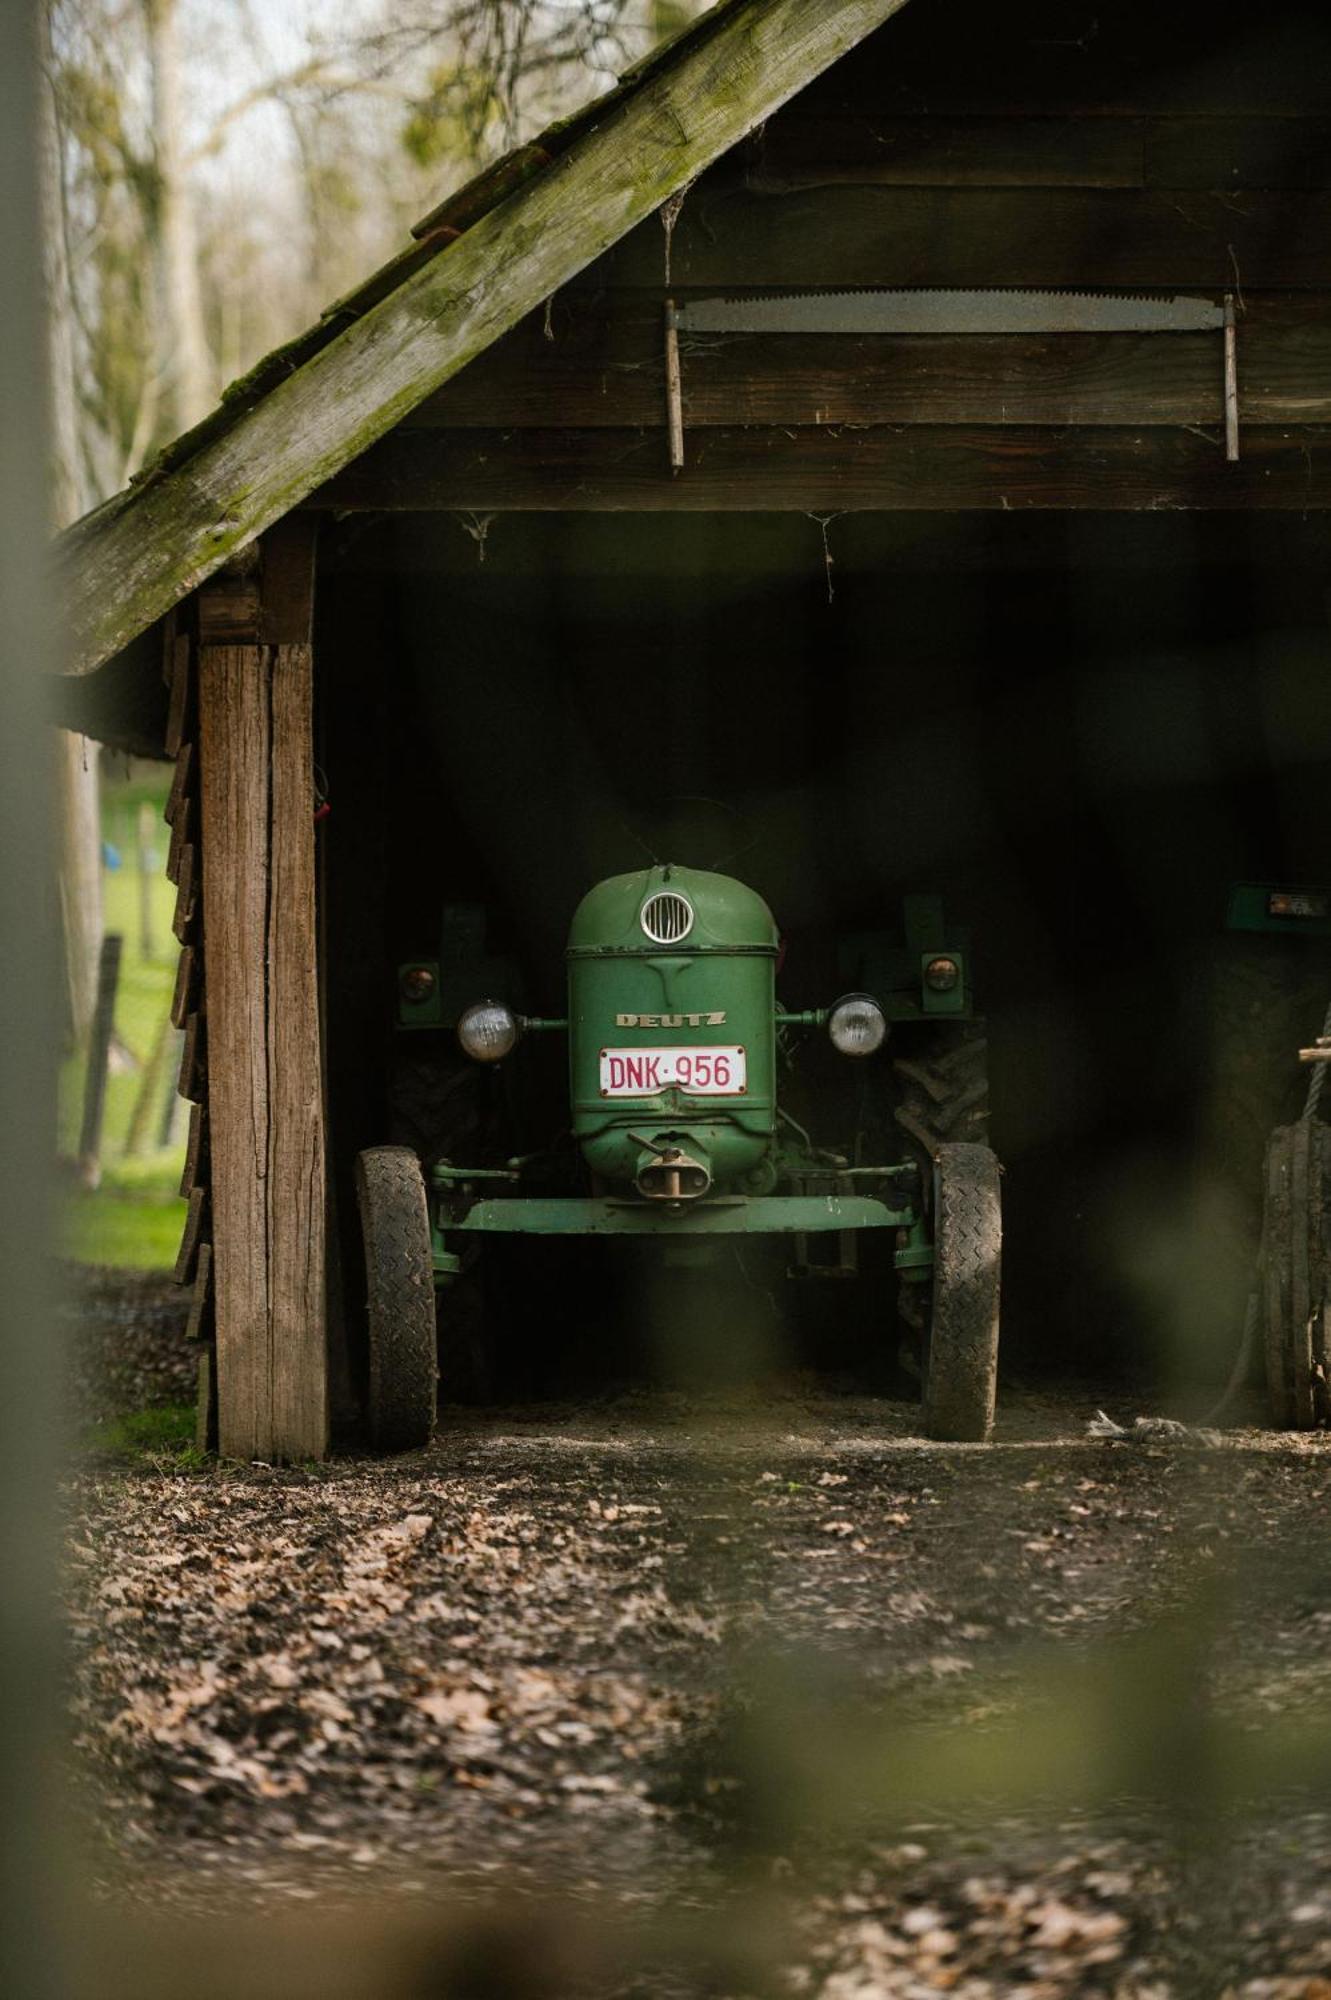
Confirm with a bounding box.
[64,1272,1331,1998]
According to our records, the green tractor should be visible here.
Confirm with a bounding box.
[357,866,1000,1451]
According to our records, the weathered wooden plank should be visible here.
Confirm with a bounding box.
[743,115,1331,193]
[200,641,271,1458]
[170,942,200,1030]
[184,1241,214,1344]
[261,516,319,645]
[267,641,327,1459]
[744,115,1147,188]
[171,843,198,942]
[195,1345,217,1453]
[57,0,915,677]
[410,294,1331,431]
[178,1007,206,1102]
[792,6,1331,120]
[412,140,567,243]
[164,738,194,828]
[196,553,262,645]
[161,609,179,688]
[173,1185,208,1286]
[1144,117,1331,190]
[166,791,193,885]
[163,637,194,759]
[199,628,326,1461]
[312,423,1331,512]
[179,1100,210,1200]
[585,188,1331,291]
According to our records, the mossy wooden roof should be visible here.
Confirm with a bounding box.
[55,0,910,682]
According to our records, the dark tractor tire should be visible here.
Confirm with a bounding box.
[1262,1121,1331,1430]
[355,1146,437,1453]
[893,1021,990,1169]
[390,1053,484,1172]
[923,1142,1002,1443]
[893,1022,990,1341]
[1194,940,1331,1243]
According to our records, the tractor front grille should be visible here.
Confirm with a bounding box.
[641,890,693,945]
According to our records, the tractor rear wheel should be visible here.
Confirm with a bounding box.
[893,1023,990,1339]
[1193,939,1331,1247]
[356,1145,437,1453]
[893,1021,990,1170]
[1262,1121,1331,1429]
[923,1142,1002,1443]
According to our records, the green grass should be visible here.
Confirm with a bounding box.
[60,774,187,1271]
[62,1177,186,1270]
[83,1403,206,1468]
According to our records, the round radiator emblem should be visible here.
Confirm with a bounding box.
[640,890,694,944]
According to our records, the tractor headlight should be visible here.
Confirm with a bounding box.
[924,955,961,993]
[399,965,437,1004]
[457,1000,520,1063]
[828,993,887,1058]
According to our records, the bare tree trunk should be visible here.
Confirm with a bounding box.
[143,0,211,435]
[38,3,81,526]
[54,733,102,1046]
[40,2,103,1044]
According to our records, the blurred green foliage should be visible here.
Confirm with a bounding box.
[401,63,503,169]
[59,764,184,1270]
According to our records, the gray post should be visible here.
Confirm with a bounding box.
[77,931,123,1190]
[137,797,157,960]
[0,2,63,1990]
[159,1028,188,1150]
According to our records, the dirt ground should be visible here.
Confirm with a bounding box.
[64,1269,1331,1999]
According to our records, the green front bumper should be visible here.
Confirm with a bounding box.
[443,1193,911,1239]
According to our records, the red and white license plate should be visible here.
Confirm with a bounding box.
[599,1046,746,1097]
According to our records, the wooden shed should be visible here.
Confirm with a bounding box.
[59,0,1331,1459]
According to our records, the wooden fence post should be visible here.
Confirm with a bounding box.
[136,799,157,961]
[76,931,122,1190]
[197,521,326,1460]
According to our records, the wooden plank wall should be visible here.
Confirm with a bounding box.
[161,611,215,1444]
[314,5,1331,515]
[185,520,327,1461]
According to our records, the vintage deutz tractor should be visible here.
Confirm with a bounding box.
[356,866,1001,1451]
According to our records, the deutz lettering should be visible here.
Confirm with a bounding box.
[614,1012,726,1027]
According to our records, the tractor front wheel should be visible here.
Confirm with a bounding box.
[356,1145,438,1453]
[923,1142,1002,1443]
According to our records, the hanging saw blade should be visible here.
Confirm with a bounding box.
[674,288,1226,336]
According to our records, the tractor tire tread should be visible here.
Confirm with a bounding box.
[893,1025,990,1181]
[1196,940,1331,1244]
[356,1145,437,1454]
[924,1142,1001,1443]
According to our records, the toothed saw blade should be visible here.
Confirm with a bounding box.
[674,288,1226,335]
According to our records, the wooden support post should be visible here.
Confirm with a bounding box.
[1223,293,1241,463]
[663,298,684,474]
[158,1031,187,1148]
[197,520,326,1460]
[136,799,157,960]
[121,1005,172,1158]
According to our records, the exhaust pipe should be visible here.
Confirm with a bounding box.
[631,1134,711,1202]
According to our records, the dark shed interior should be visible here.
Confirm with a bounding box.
[58,0,1331,1450]
[318,511,1331,1390]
